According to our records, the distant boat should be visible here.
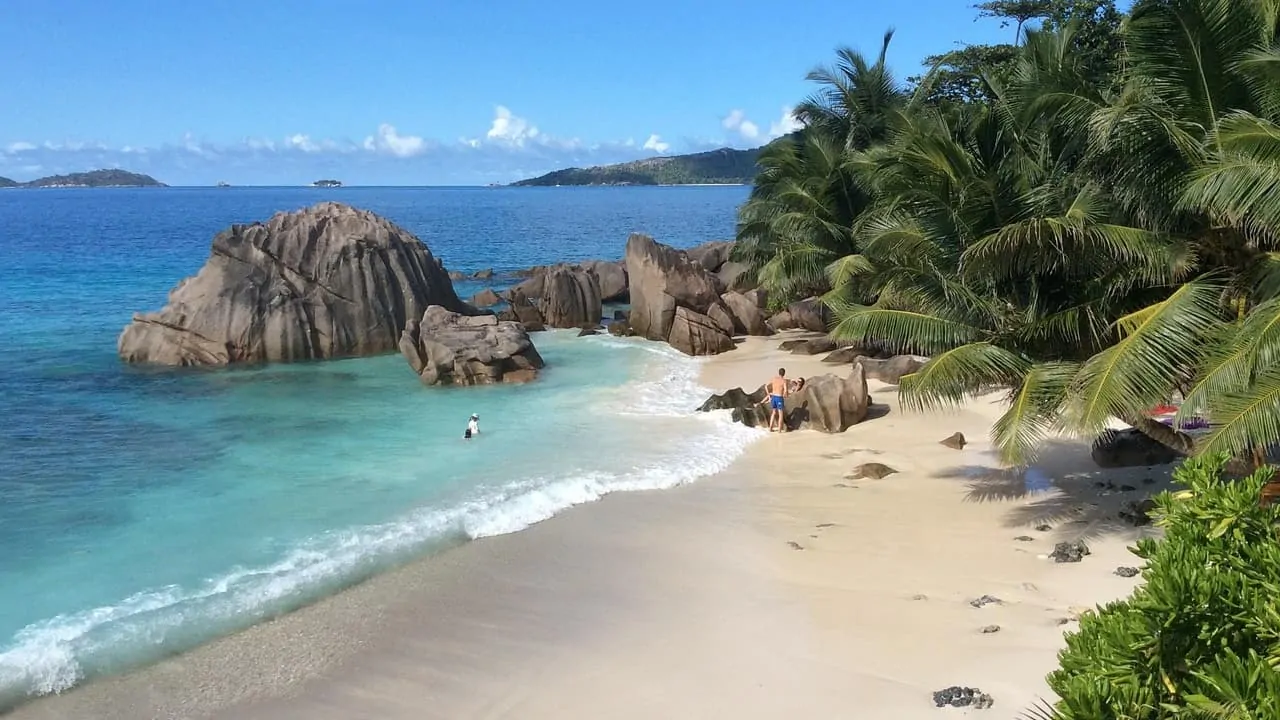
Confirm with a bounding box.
[216,181,231,188]
[312,179,342,188]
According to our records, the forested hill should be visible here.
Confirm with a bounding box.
[511,147,762,186]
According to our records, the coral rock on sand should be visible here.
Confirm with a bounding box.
[848,463,897,480]
[399,306,543,386]
[1091,427,1185,468]
[1115,566,1140,577]
[857,354,930,384]
[1050,541,1091,563]
[940,432,967,450]
[538,266,603,329]
[932,686,994,709]
[625,233,735,355]
[1118,497,1156,526]
[118,202,468,366]
[969,595,1001,608]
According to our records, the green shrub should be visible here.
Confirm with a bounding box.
[1043,453,1280,719]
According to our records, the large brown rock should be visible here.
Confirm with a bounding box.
[697,363,871,433]
[668,307,735,355]
[580,260,628,302]
[858,354,930,384]
[505,289,545,331]
[767,297,829,333]
[717,261,750,291]
[471,288,502,307]
[625,233,733,355]
[686,240,734,273]
[538,266,602,329]
[1091,428,1184,469]
[118,202,468,366]
[720,291,770,335]
[399,306,544,385]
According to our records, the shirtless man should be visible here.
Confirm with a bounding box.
[760,367,789,432]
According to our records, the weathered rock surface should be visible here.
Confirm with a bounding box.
[697,363,871,433]
[538,266,603,329]
[940,432,967,450]
[1118,497,1157,526]
[471,288,502,307]
[399,306,543,385]
[669,307,736,355]
[717,261,749,291]
[505,289,546,332]
[1091,428,1184,468]
[118,202,468,366]
[720,291,769,335]
[857,354,930,384]
[686,240,734,273]
[473,268,494,280]
[580,260,628,302]
[767,298,829,333]
[625,233,734,355]
[932,686,994,710]
[1115,566,1140,578]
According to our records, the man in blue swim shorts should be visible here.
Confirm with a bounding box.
[760,367,789,432]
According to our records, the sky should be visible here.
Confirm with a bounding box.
[0,0,1022,186]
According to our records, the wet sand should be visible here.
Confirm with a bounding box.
[8,333,1168,719]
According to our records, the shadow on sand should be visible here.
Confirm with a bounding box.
[933,439,1178,544]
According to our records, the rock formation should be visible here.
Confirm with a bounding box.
[399,306,543,385]
[1091,428,1184,468]
[538,266,603,328]
[857,354,930,384]
[118,202,468,366]
[767,298,829,333]
[503,289,546,331]
[625,233,738,355]
[697,362,872,432]
[509,260,628,303]
[719,291,769,336]
[471,288,502,307]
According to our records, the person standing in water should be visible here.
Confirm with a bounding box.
[464,413,480,439]
[760,368,789,432]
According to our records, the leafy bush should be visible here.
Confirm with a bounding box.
[1044,454,1280,719]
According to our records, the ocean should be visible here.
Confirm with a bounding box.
[0,185,759,706]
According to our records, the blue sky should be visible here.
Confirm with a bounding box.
[0,0,1023,186]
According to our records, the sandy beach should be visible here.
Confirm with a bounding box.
[8,333,1170,720]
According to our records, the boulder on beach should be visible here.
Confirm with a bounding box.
[538,266,603,329]
[1091,428,1184,468]
[625,233,734,355]
[767,298,829,333]
[697,362,871,432]
[686,240,734,273]
[580,260,628,302]
[720,291,770,336]
[118,202,469,366]
[857,354,930,384]
[504,289,546,332]
[399,305,544,385]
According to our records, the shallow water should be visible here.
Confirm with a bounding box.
[0,185,757,703]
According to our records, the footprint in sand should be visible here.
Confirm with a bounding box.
[816,522,837,529]
[787,541,805,550]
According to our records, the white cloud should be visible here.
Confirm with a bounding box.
[769,106,803,138]
[362,123,427,157]
[285,134,320,153]
[642,134,670,153]
[485,106,539,146]
[5,141,36,153]
[721,109,760,140]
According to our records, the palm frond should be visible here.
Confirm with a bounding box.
[898,342,1032,413]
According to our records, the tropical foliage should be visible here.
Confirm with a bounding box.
[732,0,1280,466]
[1032,454,1280,719]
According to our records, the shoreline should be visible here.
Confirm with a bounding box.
[7,334,1169,719]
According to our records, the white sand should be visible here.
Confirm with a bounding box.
[9,333,1168,720]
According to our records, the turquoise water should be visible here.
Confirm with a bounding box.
[0,186,758,704]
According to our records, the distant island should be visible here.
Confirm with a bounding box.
[511,146,764,187]
[312,179,343,187]
[217,181,231,188]
[0,169,166,189]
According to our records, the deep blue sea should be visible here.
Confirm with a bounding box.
[0,186,758,705]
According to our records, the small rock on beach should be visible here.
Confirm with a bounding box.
[939,432,966,450]
[1115,566,1140,578]
[932,686,994,709]
[1050,541,1091,563]
[969,595,1001,608]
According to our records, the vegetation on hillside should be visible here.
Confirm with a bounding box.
[15,169,165,188]
[0,176,17,188]
[736,1,1280,713]
[511,147,766,186]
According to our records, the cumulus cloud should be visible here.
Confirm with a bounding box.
[642,134,670,153]
[5,141,36,153]
[485,106,539,146]
[769,106,803,137]
[285,134,320,153]
[362,123,427,157]
[721,109,760,140]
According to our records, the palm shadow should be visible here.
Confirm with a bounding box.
[932,439,1178,544]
